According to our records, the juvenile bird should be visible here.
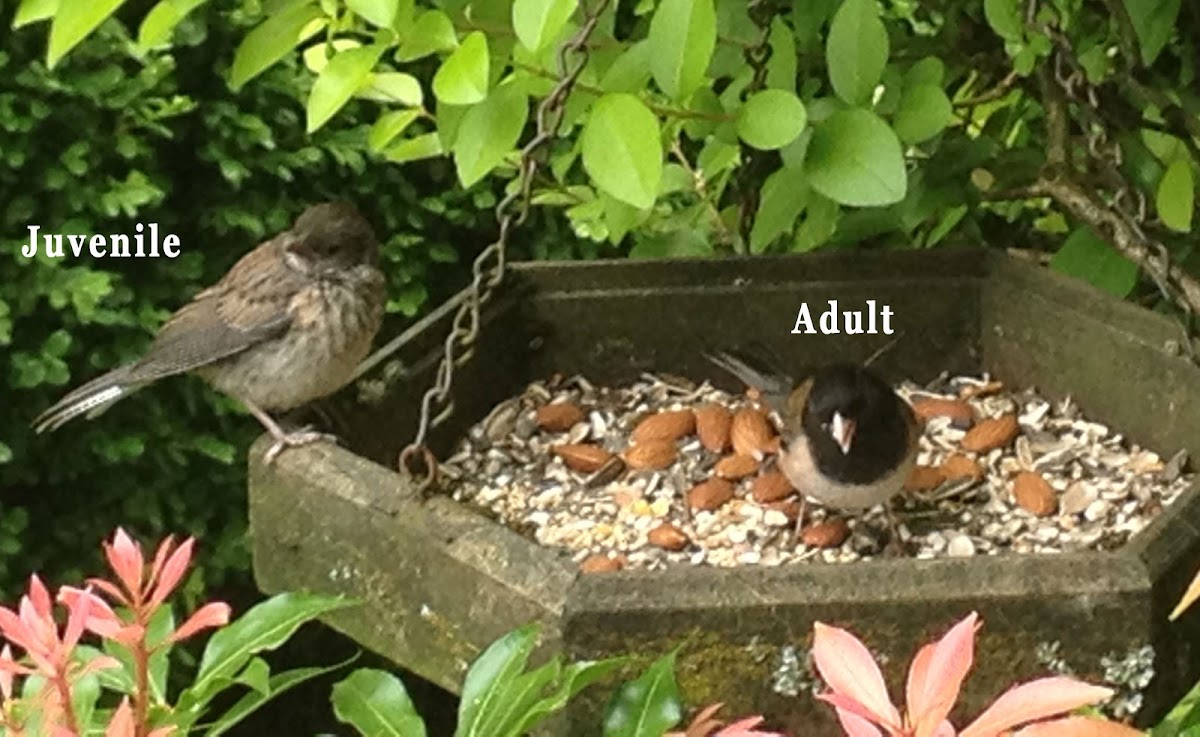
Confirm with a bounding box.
[706,350,919,545]
[33,202,386,464]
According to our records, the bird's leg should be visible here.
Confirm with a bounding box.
[241,399,337,464]
[791,496,808,545]
[882,503,909,557]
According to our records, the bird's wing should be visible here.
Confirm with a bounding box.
[704,348,795,414]
[124,237,299,382]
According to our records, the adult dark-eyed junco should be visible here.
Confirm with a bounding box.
[706,349,919,544]
[33,202,386,464]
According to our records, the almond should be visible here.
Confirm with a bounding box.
[695,404,733,452]
[631,409,696,443]
[961,414,1020,453]
[752,471,795,503]
[800,519,850,548]
[911,397,975,426]
[687,478,735,511]
[647,523,690,551]
[623,439,677,470]
[536,402,585,432]
[940,453,984,482]
[714,453,758,480]
[731,407,776,457]
[959,380,1004,399]
[579,554,623,573]
[1012,471,1058,517]
[553,443,613,473]
[904,465,945,491]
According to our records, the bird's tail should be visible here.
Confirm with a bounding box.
[704,347,794,414]
[32,365,142,433]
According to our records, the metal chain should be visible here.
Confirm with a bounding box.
[1039,10,1180,307]
[398,0,613,490]
[733,0,776,247]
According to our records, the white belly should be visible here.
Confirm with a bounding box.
[779,435,913,510]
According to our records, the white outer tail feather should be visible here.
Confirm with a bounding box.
[33,383,130,433]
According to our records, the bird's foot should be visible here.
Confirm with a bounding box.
[264,427,339,465]
[882,512,912,557]
[882,534,912,557]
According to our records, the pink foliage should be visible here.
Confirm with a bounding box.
[811,613,1141,737]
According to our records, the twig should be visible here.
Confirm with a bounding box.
[954,70,1020,107]
[1029,175,1200,314]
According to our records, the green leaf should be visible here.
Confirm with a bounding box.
[454,84,529,187]
[602,652,682,737]
[237,657,272,695]
[515,658,627,733]
[765,16,797,91]
[1123,0,1181,65]
[230,2,326,90]
[137,0,207,50]
[0,442,12,465]
[581,93,662,209]
[647,0,717,100]
[306,45,386,132]
[395,9,457,61]
[736,89,807,150]
[904,56,945,88]
[513,0,577,52]
[600,41,653,93]
[70,673,101,732]
[359,72,424,106]
[432,31,490,105]
[751,166,809,252]
[384,132,444,164]
[333,669,427,737]
[187,593,354,707]
[1157,159,1194,232]
[892,83,952,144]
[794,192,840,251]
[825,0,888,105]
[369,110,421,152]
[457,624,540,735]
[13,0,58,28]
[46,0,129,68]
[347,0,399,28]
[983,0,1023,42]
[630,230,714,258]
[805,108,906,206]
[208,663,347,737]
[103,606,174,702]
[1049,227,1139,297]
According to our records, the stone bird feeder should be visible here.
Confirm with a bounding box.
[248,249,1200,734]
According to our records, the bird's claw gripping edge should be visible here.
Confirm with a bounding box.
[263,428,339,465]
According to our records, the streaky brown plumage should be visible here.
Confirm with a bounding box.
[34,202,386,464]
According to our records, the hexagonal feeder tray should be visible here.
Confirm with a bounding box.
[248,248,1200,735]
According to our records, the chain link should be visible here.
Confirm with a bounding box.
[398,0,612,490]
[733,0,776,246]
[1039,9,1179,306]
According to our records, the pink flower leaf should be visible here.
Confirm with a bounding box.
[959,677,1115,737]
[909,613,978,736]
[105,697,135,737]
[836,707,886,737]
[1013,716,1145,737]
[166,602,231,644]
[812,622,903,731]
[106,529,144,602]
[148,538,194,610]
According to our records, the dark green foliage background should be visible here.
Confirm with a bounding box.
[0,0,519,601]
